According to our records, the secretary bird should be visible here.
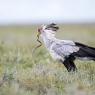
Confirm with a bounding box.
[37,23,95,72]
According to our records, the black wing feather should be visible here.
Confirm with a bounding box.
[74,42,95,58]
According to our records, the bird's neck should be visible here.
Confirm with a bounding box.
[41,31,56,49]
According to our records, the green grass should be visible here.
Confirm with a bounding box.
[0,24,95,95]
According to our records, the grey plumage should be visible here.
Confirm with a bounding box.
[52,42,79,57]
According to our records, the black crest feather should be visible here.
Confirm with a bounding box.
[46,23,59,31]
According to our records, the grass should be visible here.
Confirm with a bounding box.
[0,24,95,95]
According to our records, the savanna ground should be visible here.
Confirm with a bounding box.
[0,24,95,95]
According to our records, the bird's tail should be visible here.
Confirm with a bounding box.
[74,42,95,61]
[83,47,95,60]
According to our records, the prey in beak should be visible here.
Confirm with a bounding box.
[37,28,41,39]
[33,28,42,51]
[32,27,42,54]
[37,30,42,48]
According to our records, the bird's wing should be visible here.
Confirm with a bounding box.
[55,39,75,45]
[52,42,79,57]
[61,40,75,45]
[74,42,95,58]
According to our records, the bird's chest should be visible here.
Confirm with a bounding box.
[49,49,64,61]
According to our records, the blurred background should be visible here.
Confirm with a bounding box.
[0,0,95,45]
[0,0,95,95]
[0,0,95,25]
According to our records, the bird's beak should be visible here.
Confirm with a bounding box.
[37,28,41,38]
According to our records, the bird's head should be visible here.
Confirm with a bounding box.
[37,23,59,37]
[36,23,59,49]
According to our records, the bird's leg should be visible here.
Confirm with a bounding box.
[69,60,77,72]
[63,60,73,72]
[61,57,77,72]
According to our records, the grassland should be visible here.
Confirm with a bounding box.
[0,24,95,95]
